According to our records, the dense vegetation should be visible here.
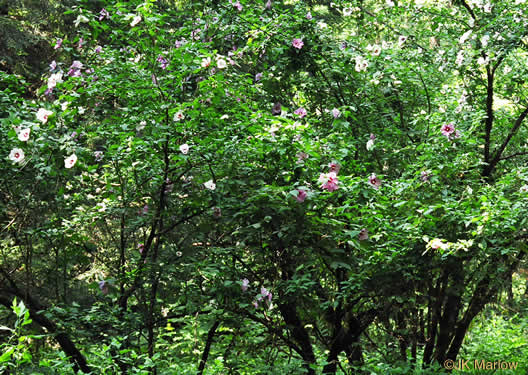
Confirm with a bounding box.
[1,0,527,374]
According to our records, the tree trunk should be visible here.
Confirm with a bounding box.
[278,301,317,374]
[197,321,220,375]
[0,293,91,374]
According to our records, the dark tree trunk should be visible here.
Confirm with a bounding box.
[278,302,317,374]
[197,321,220,375]
[0,293,91,374]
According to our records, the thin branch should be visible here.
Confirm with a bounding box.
[197,321,220,375]
[485,105,528,176]
[483,67,494,168]
[458,0,476,20]
[498,151,528,162]
[156,205,212,237]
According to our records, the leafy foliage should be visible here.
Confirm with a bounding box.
[1,0,528,374]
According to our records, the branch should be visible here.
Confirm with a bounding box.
[0,270,91,374]
[243,311,304,356]
[197,321,220,375]
[498,151,528,162]
[458,0,476,20]
[483,67,494,167]
[485,105,528,176]
[156,205,212,237]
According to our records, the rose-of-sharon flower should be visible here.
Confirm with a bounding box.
[201,57,211,68]
[355,56,368,72]
[306,11,312,20]
[54,38,62,49]
[371,44,382,56]
[430,238,447,250]
[441,123,455,137]
[9,148,25,163]
[261,287,271,301]
[358,228,369,241]
[174,111,185,121]
[292,38,304,49]
[98,280,109,295]
[204,179,216,190]
[157,55,169,69]
[130,15,142,27]
[421,170,431,182]
[179,143,189,154]
[71,60,83,70]
[319,172,339,192]
[18,128,30,142]
[294,107,307,118]
[368,173,382,189]
[296,189,307,202]
[332,108,341,118]
[441,123,455,138]
[296,152,308,163]
[216,58,227,69]
[47,72,63,89]
[99,8,110,21]
[64,154,77,169]
[328,162,340,174]
[138,243,144,254]
[36,108,53,123]
[74,15,89,27]
[241,278,250,292]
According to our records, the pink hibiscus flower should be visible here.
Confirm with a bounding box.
[296,189,307,202]
[368,173,382,189]
[294,107,307,118]
[441,123,455,137]
[292,38,304,49]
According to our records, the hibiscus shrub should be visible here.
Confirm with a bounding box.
[1,0,528,374]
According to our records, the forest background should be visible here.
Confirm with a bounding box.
[1,0,528,374]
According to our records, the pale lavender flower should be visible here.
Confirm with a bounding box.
[241,278,250,291]
[294,107,307,118]
[99,8,110,21]
[98,280,109,295]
